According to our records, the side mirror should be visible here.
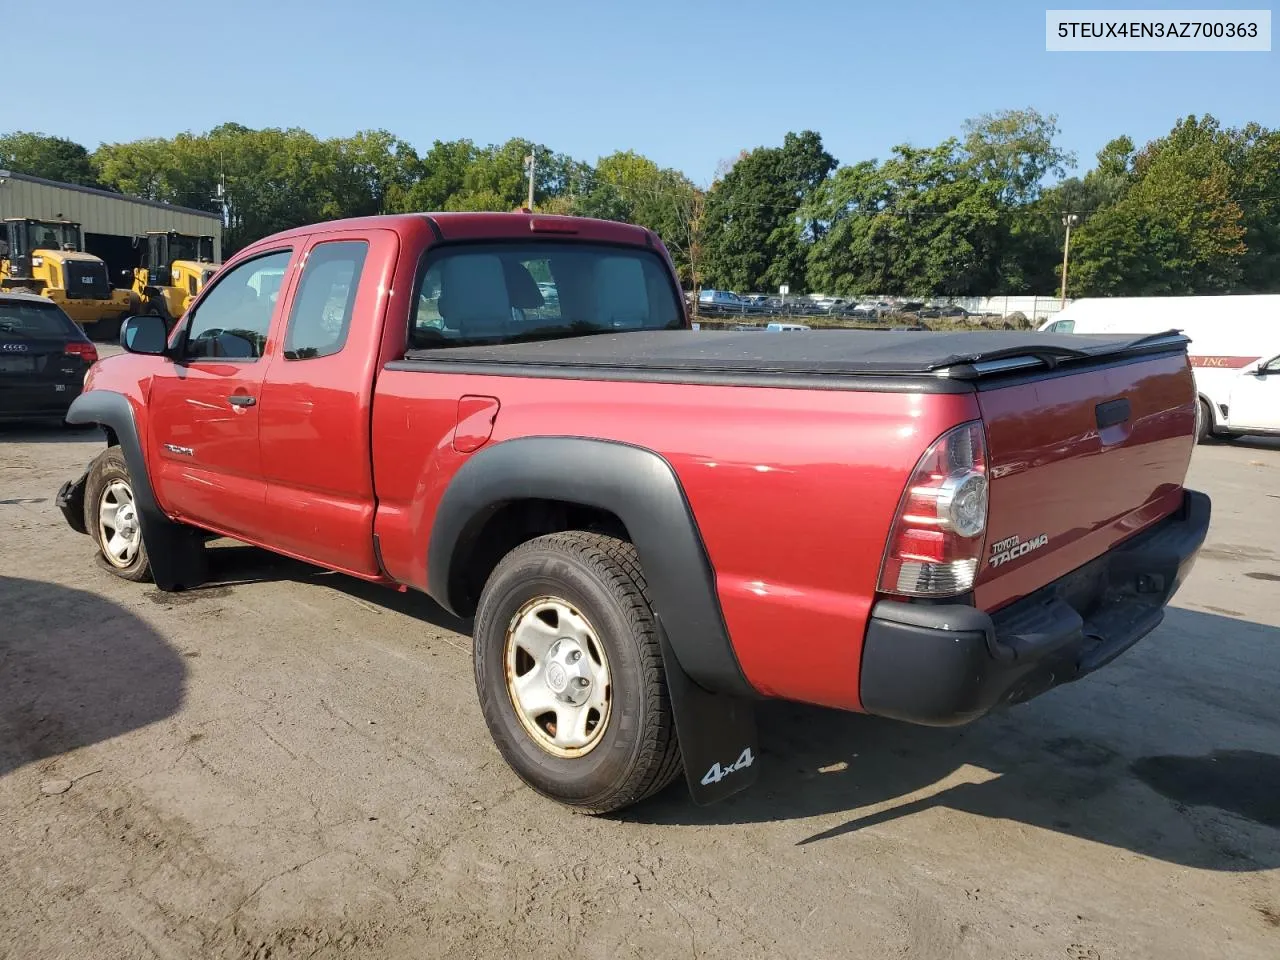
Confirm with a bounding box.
[120,314,170,356]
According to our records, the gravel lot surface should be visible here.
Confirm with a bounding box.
[2,373,1278,959]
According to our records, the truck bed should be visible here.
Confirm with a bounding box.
[396,329,1187,388]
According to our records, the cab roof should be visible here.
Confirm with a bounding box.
[240,212,657,251]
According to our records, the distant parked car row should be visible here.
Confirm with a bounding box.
[689,289,985,321]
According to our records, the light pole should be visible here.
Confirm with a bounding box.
[1060,213,1079,307]
[524,149,537,211]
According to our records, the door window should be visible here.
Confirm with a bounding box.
[183,250,293,360]
[283,240,369,360]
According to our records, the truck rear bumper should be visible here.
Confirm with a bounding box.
[859,488,1211,727]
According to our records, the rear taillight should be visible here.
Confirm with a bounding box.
[65,340,98,363]
[877,421,990,598]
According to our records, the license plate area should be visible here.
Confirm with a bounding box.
[0,356,35,373]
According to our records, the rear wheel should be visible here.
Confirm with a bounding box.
[472,531,682,814]
[84,446,153,582]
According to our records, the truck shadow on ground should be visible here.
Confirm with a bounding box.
[1208,435,1280,453]
[0,576,186,778]
[621,606,1280,872]
[197,541,473,635]
[179,546,1279,872]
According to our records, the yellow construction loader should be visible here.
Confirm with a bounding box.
[0,218,138,339]
[132,231,221,327]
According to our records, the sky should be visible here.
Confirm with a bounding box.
[7,0,1278,183]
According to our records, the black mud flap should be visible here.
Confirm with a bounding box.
[144,519,210,592]
[659,632,760,805]
[56,470,90,536]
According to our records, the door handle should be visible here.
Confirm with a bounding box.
[228,395,256,407]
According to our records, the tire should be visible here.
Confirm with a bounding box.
[83,445,153,582]
[1196,397,1214,444]
[473,531,682,814]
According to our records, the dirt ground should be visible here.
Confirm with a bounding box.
[2,395,1278,959]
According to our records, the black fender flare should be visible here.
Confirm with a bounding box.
[64,390,206,591]
[427,436,756,700]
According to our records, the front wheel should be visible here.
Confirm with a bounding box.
[83,446,153,582]
[472,531,682,814]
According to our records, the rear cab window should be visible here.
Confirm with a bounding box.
[410,241,683,349]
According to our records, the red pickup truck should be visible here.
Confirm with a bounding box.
[56,212,1210,814]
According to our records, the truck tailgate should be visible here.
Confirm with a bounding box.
[973,351,1196,612]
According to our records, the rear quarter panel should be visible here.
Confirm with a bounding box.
[372,372,978,710]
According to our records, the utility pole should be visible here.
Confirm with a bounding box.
[1060,213,1079,306]
[524,149,537,211]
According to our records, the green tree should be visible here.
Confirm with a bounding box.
[396,139,478,211]
[805,140,1003,296]
[702,131,836,292]
[957,109,1076,293]
[1000,136,1136,293]
[333,130,421,216]
[1070,116,1247,295]
[0,131,101,187]
[962,108,1075,205]
[1213,120,1280,291]
[570,151,702,280]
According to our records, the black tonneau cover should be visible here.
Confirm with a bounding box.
[399,329,1188,381]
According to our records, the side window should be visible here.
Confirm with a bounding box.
[1262,355,1280,373]
[187,274,198,296]
[184,249,292,360]
[283,240,369,360]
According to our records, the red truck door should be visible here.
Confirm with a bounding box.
[255,228,400,577]
[147,247,299,538]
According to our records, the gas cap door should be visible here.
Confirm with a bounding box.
[453,395,501,453]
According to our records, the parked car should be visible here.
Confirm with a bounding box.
[56,211,1210,816]
[698,289,754,313]
[0,291,98,424]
